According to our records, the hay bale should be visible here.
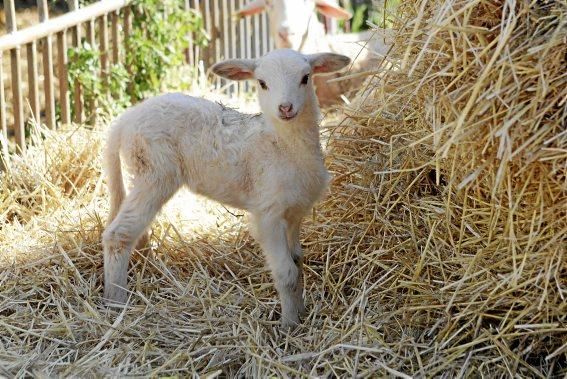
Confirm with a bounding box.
[331,0,566,374]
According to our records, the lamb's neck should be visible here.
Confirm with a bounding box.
[298,17,331,54]
[270,102,322,152]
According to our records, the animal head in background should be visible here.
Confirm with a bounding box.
[236,0,352,50]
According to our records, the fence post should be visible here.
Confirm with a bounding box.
[261,12,269,55]
[85,18,96,123]
[123,6,134,98]
[68,0,83,124]
[99,14,109,87]
[229,0,237,95]
[5,0,25,153]
[253,13,260,59]
[0,53,8,169]
[220,0,230,92]
[193,0,201,65]
[203,0,212,68]
[184,0,193,65]
[221,0,229,61]
[57,31,70,125]
[238,0,245,94]
[111,11,120,64]
[26,42,41,123]
[213,0,221,63]
[38,0,56,130]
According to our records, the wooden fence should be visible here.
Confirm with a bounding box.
[0,0,274,169]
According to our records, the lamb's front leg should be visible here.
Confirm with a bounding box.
[286,215,306,318]
[254,214,302,329]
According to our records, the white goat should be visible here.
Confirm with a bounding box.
[237,0,390,106]
[102,49,350,328]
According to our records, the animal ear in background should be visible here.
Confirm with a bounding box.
[236,0,266,17]
[314,0,352,20]
[212,59,257,80]
[307,53,351,75]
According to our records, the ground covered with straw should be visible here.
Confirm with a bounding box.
[1,0,566,377]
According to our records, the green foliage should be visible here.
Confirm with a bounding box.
[351,4,368,32]
[126,0,206,101]
[372,0,399,29]
[348,0,400,32]
[67,0,205,120]
[68,43,130,118]
[78,0,99,6]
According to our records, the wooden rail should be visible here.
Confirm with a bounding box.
[0,0,273,169]
[0,1,130,51]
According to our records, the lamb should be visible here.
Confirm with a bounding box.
[102,49,350,329]
[237,0,390,106]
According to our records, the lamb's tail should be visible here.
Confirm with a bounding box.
[104,123,126,224]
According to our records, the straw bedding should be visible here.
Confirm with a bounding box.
[1,0,566,376]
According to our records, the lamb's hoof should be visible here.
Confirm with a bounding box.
[280,315,301,330]
[103,286,128,307]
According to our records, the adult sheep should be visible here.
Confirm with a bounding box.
[236,0,390,106]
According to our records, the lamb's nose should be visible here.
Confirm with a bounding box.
[279,103,293,114]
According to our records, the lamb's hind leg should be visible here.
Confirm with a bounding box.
[103,176,178,304]
[254,214,302,329]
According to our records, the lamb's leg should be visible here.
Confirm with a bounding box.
[254,214,302,329]
[103,177,177,304]
[286,215,306,318]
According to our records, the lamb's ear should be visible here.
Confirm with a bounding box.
[307,53,351,75]
[212,59,257,80]
[314,0,352,20]
[235,0,266,18]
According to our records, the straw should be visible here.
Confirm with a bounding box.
[1,0,566,376]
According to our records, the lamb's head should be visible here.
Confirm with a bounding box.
[236,0,351,50]
[212,49,350,123]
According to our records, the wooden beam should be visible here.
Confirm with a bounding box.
[99,14,109,87]
[26,42,40,122]
[5,0,25,152]
[0,53,8,169]
[0,53,6,143]
[68,0,83,124]
[57,31,70,125]
[38,0,56,129]
[124,6,133,97]
[184,0,193,65]
[86,19,96,124]
[111,11,120,63]
[0,0,129,52]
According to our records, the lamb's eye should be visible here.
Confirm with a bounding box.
[258,79,268,90]
[300,74,309,85]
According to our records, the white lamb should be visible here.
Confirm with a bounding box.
[102,49,350,328]
[237,0,391,106]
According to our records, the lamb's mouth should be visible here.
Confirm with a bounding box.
[279,113,298,121]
